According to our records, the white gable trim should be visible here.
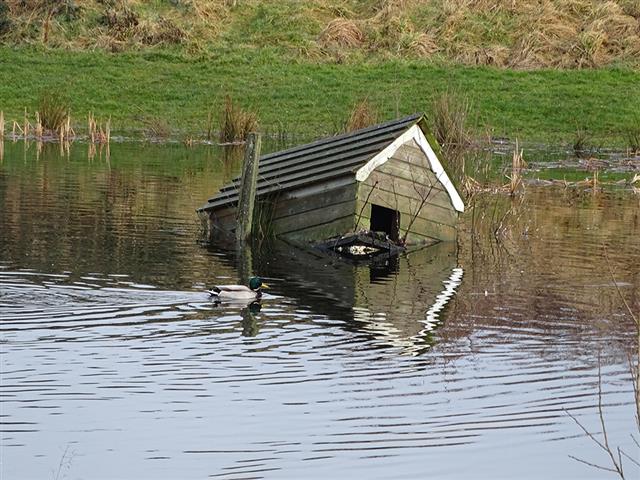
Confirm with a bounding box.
[355,124,465,212]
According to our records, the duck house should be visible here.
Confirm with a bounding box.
[197,113,464,247]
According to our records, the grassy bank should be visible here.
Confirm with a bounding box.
[2,0,639,69]
[0,47,638,146]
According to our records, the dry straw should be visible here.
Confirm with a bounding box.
[344,98,378,132]
[23,108,30,139]
[88,113,111,144]
[318,18,364,49]
[35,111,43,138]
[508,140,526,196]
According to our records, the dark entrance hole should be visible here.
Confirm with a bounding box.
[370,204,400,242]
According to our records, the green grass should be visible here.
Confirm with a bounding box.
[0,47,638,146]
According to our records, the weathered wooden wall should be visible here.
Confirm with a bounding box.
[356,139,458,244]
[204,138,459,244]
[206,176,358,242]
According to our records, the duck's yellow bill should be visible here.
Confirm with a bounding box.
[261,283,270,289]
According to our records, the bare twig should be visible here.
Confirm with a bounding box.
[603,247,638,326]
[565,407,610,454]
[567,454,617,473]
[596,357,625,478]
[402,165,435,243]
[54,444,72,480]
[604,245,640,433]
[620,448,640,468]
[354,180,378,232]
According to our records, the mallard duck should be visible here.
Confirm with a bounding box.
[207,276,269,300]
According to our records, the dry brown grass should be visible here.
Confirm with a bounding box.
[344,98,379,132]
[491,0,639,68]
[1,0,638,68]
[1,0,223,50]
[318,18,364,49]
[406,32,438,57]
[88,113,111,144]
[324,0,640,68]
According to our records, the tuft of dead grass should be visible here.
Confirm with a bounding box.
[138,17,186,45]
[219,95,258,144]
[431,91,471,154]
[344,98,379,132]
[318,18,364,49]
[142,115,171,140]
[405,32,438,57]
[37,92,69,132]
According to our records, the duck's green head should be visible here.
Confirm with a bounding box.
[249,276,269,291]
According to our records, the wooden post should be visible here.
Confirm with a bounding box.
[237,242,253,286]
[235,132,261,245]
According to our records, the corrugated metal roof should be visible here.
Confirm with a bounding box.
[197,113,424,212]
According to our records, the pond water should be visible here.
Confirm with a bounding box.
[1,141,638,479]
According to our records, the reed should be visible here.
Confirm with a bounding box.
[219,95,258,144]
[12,120,21,138]
[34,111,43,138]
[88,113,111,144]
[0,111,4,140]
[23,108,30,138]
[206,109,214,141]
[508,139,526,196]
[88,113,96,143]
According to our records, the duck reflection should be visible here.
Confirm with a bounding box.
[211,240,462,354]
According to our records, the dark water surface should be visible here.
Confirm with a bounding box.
[1,141,638,479]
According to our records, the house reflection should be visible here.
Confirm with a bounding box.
[247,240,463,354]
